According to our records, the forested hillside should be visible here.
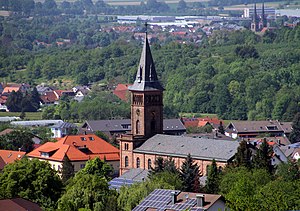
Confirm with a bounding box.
[1,13,300,121]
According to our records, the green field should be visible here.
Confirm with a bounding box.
[0,112,43,120]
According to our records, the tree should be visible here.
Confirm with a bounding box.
[289,112,300,143]
[205,159,219,194]
[0,130,34,152]
[151,157,164,174]
[0,158,63,209]
[95,131,110,143]
[5,90,22,112]
[219,167,271,210]
[61,156,75,184]
[58,157,116,211]
[177,0,187,11]
[78,157,113,179]
[218,121,225,134]
[118,171,182,211]
[180,153,200,192]
[58,174,116,211]
[234,140,252,169]
[252,138,273,174]
[276,160,300,181]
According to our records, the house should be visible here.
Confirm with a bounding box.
[80,119,186,137]
[50,122,77,138]
[1,83,30,94]
[225,120,292,139]
[27,134,120,176]
[279,142,300,161]
[40,91,59,105]
[133,189,226,211]
[113,84,131,102]
[36,84,54,95]
[181,116,223,130]
[0,149,26,171]
[0,198,42,211]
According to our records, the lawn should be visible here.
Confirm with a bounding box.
[0,112,43,120]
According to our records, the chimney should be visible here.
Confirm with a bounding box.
[171,191,177,204]
[196,194,204,207]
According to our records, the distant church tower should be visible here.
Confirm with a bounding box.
[129,32,164,139]
[251,3,259,32]
[119,27,164,175]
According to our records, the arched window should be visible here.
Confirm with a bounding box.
[148,159,152,169]
[136,120,140,134]
[136,157,140,168]
[124,143,129,150]
[125,156,128,167]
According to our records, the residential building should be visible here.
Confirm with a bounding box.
[50,122,77,138]
[80,119,186,137]
[27,134,120,175]
[0,149,26,171]
[113,84,131,102]
[133,189,226,211]
[225,120,292,139]
[0,198,42,211]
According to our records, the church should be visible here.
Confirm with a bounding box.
[118,32,239,176]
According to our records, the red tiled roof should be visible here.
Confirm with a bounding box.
[113,84,131,101]
[40,91,58,103]
[0,128,14,136]
[2,87,20,93]
[0,150,26,170]
[198,121,210,127]
[27,134,120,162]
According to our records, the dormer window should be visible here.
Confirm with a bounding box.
[81,137,86,141]
[41,152,49,158]
[88,137,94,141]
[266,125,278,130]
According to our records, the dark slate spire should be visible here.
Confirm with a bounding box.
[262,1,267,27]
[129,29,164,92]
[253,3,258,24]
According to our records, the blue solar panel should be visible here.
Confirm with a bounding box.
[109,178,136,190]
[166,198,197,211]
[190,208,204,211]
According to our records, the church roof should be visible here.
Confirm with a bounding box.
[134,134,239,162]
[129,35,164,92]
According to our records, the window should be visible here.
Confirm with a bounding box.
[125,156,128,167]
[88,137,94,141]
[125,143,129,150]
[148,159,152,169]
[52,164,56,170]
[80,164,85,169]
[136,120,140,134]
[80,137,86,141]
[136,157,140,168]
[41,152,49,158]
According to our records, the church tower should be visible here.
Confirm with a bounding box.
[129,33,164,139]
[251,3,259,32]
[119,29,164,175]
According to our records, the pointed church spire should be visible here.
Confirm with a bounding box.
[129,24,164,92]
[253,3,258,23]
[262,1,267,27]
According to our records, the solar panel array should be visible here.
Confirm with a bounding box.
[165,198,197,210]
[132,189,202,211]
[108,178,135,190]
